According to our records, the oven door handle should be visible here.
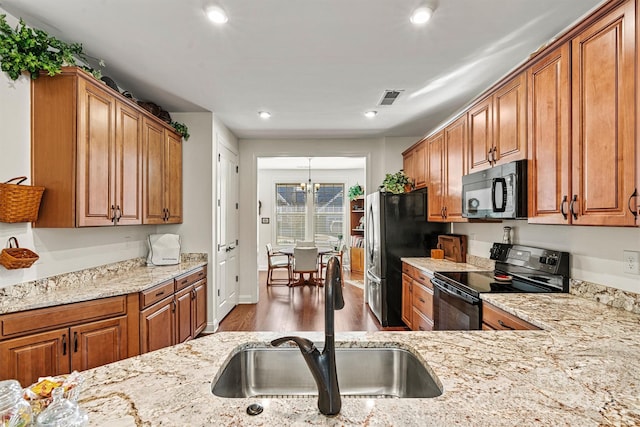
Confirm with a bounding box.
[433,280,480,305]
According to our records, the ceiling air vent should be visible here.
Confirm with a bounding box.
[378,90,403,106]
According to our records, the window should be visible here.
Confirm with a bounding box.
[275,184,306,245]
[275,183,345,246]
[314,184,344,244]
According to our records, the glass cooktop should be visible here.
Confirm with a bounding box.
[433,270,556,297]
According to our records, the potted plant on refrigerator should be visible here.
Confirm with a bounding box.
[380,170,414,194]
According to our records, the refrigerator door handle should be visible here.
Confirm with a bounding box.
[367,202,375,263]
[366,269,381,284]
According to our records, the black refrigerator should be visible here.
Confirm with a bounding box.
[365,189,447,326]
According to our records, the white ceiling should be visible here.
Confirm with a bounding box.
[0,0,606,140]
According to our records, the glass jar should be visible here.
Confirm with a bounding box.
[0,379,32,427]
[502,226,512,244]
[35,387,87,427]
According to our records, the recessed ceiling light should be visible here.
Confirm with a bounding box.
[258,111,271,119]
[205,5,228,24]
[410,6,433,25]
[364,111,377,118]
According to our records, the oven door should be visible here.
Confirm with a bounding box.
[432,279,481,330]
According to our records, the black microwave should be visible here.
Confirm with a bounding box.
[461,160,527,219]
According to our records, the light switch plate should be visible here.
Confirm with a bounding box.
[623,250,640,275]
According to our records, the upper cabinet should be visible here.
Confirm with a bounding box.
[570,0,636,226]
[468,72,527,173]
[31,67,182,227]
[142,119,183,224]
[529,0,637,226]
[427,116,467,222]
[402,139,428,190]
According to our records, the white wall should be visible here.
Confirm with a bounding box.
[256,167,365,269]
[237,136,416,303]
[453,221,640,293]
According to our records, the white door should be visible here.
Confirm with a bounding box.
[216,143,239,322]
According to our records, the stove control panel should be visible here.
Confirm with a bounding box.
[490,243,569,278]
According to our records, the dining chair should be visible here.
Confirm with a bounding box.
[293,247,319,286]
[317,248,344,286]
[266,243,292,286]
[295,240,315,248]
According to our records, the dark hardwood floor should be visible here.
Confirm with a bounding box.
[217,269,405,332]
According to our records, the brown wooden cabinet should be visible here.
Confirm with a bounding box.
[427,116,467,222]
[482,302,540,331]
[401,262,434,331]
[468,72,527,173]
[139,267,207,353]
[142,118,183,224]
[32,67,146,227]
[529,0,637,226]
[31,67,180,227]
[527,44,571,224]
[402,139,428,190]
[569,0,636,226]
[0,296,130,387]
[349,198,365,273]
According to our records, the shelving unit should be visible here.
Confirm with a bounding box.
[350,197,365,273]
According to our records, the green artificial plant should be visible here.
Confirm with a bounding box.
[381,170,414,194]
[348,183,364,201]
[171,121,190,141]
[0,15,87,80]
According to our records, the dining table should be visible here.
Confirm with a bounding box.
[278,246,336,286]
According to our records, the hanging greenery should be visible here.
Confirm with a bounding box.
[171,121,190,141]
[0,14,89,80]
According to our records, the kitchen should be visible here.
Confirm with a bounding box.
[1,0,640,425]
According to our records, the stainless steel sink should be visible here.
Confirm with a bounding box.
[212,346,443,398]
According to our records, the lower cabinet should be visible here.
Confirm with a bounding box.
[0,297,129,387]
[401,263,434,331]
[139,266,207,353]
[350,247,364,273]
[482,302,540,331]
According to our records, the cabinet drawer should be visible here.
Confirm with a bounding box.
[482,303,540,331]
[412,308,433,331]
[401,263,415,277]
[140,280,175,309]
[412,281,433,320]
[174,267,206,291]
[0,296,126,339]
[412,268,432,288]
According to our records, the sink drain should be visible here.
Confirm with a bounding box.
[246,403,264,416]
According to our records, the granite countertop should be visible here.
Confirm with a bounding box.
[0,260,207,314]
[401,257,491,274]
[77,292,640,426]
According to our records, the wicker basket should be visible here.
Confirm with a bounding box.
[0,237,39,269]
[0,177,45,223]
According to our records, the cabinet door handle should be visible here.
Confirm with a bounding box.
[62,334,67,356]
[155,291,165,297]
[166,209,170,221]
[111,205,116,223]
[487,148,493,164]
[569,194,578,220]
[628,189,638,219]
[443,206,447,218]
[560,195,568,220]
[73,331,78,353]
[497,319,515,330]
[172,299,177,312]
[191,288,196,300]
[418,297,426,303]
[115,205,122,222]
[492,147,497,163]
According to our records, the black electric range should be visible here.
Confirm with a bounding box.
[431,243,569,330]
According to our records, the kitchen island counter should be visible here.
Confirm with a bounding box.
[78,291,640,426]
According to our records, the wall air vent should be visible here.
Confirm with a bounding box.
[378,90,403,106]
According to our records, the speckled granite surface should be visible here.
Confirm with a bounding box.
[0,253,207,314]
[77,291,640,426]
[401,257,491,274]
[571,279,640,314]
